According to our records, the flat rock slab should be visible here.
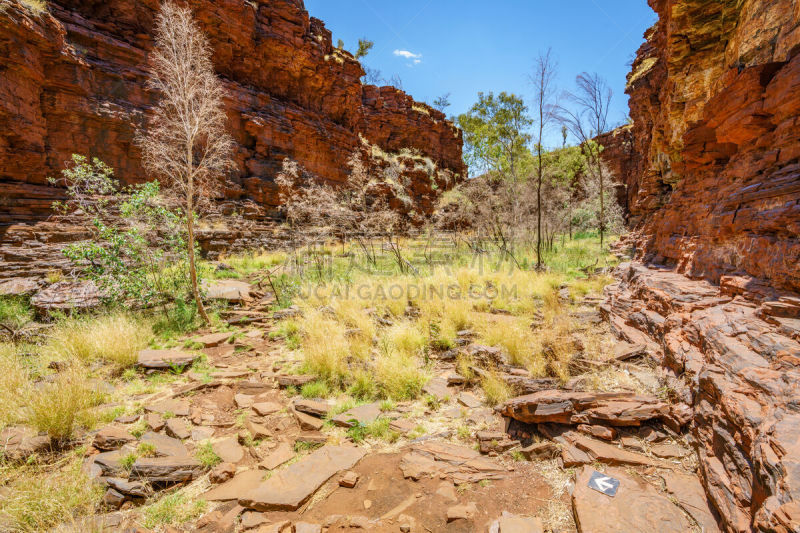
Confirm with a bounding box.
[400,441,506,484]
[457,391,482,409]
[145,399,190,417]
[259,442,295,470]
[140,431,189,457]
[332,403,382,428]
[94,426,135,451]
[130,457,202,483]
[204,469,265,501]
[202,279,252,301]
[566,433,673,469]
[422,377,450,401]
[240,445,366,511]
[252,402,282,416]
[276,374,315,388]
[489,511,544,533]
[572,466,690,532]
[165,418,191,440]
[294,409,325,431]
[0,426,50,461]
[500,390,668,426]
[194,332,232,348]
[213,437,245,464]
[294,399,330,418]
[138,349,197,369]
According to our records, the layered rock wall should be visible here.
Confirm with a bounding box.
[0,0,464,237]
[609,0,800,293]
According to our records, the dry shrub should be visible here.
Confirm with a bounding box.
[26,366,99,441]
[375,352,428,400]
[481,370,512,406]
[0,343,29,428]
[46,313,151,368]
[0,456,102,532]
[299,309,350,387]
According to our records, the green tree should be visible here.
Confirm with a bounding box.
[457,92,532,180]
[355,38,374,59]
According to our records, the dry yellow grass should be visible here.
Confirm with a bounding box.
[26,365,99,441]
[0,343,30,429]
[0,456,102,532]
[45,313,151,369]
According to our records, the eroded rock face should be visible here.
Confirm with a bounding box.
[604,262,800,532]
[602,0,800,293]
[0,0,465,277]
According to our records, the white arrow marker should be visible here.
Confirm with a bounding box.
[594,476,614,492]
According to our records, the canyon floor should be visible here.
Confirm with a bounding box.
[6,236,784,532]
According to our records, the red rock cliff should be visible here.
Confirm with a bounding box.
[611,0,800,293]
[0,0,464,229]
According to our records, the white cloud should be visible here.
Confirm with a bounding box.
[393,49,422,61]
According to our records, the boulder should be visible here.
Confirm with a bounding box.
[202,279,252,301]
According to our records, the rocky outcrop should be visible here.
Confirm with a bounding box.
[607,0,800,293]
[0,0,464,273]
[603,261,800,532]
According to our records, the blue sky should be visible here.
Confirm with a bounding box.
[304,0,657,147]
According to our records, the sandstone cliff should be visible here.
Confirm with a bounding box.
[605,0,800,294]
[0,0,464,232]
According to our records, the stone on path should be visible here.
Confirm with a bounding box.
[213,437,245,464]
[140,431,189,457]
[294,409,325,431]
[446,502,478,522]
[567,433,673,468]
[202,279,252,301]
[145,399,190,417]
[435,481,458,502]
[293,399,330,418]
[277,374,315,388]
[240,445,366,511]
[130,456,202,483]
[252,402,282,416]
[400,440,506,484]
[259,442,295,470]
[195,331,232,348]
[389,419,417,434]
[146,413,166,431]
[422,377,450,401]
[192,426,215,441]
[294,522,322,533]
[93,426,135,450]
[137,349,197,369]
[209,462,236,484]
[488,511,544,533]
[332,403,382,428]
[205,469,265,502]
[339,470,359,488]
[457,391,482,409]
[165,418,191,440]
[572,466,690,532]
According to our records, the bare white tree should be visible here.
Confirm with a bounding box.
[529,48,558,268]
[557,72,613,248]
[138,1,235,323]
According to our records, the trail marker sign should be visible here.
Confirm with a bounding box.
[588,470,620,497]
